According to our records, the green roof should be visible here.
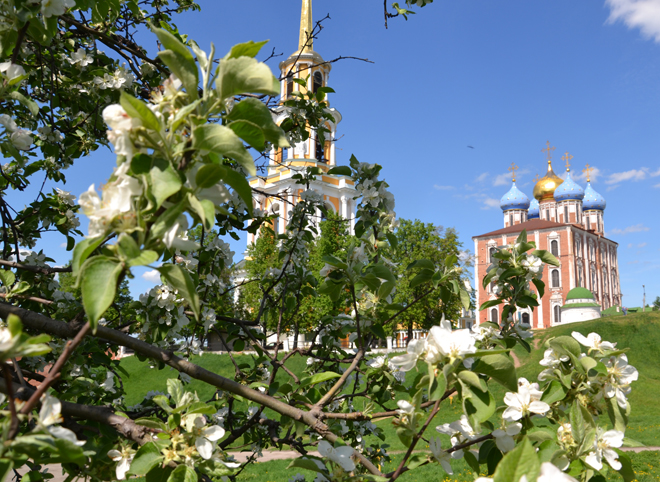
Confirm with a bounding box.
[561,302,600,309]
[566,287,595,301]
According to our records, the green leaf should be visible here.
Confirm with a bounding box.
[150,159,183,209]
[157,264,200,320]
[127,250,159,268]
[8,91,38,116]
[117,233,141,260]
[0,269,15,286]
[80,256,122,329]
[192,124,255,176]
[220,165,253,216]
[492,437,540,482]
[606,396,629,433]
[464,450,480,475]
[167,378,184,405]
[614,450,636,482]
[129,442,164,476]
[532,249,560,267]
[300,371,341,388]
[166,464,196,482]
[409,268,434,288]
[227,98,290,150]
[120,91,161,132]
[532,277,545,299]
[216,56,279,102]
[471,354,518,392]
[188,194,215,230]
[540,380,567,405]
[429,371,447,401]
[327,166,352,176]
[195,163,225,189]
[287,457,325,472]
[226,40,269,59]
[72,236,105,277]
[152,27,198,99]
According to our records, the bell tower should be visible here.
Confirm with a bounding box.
[247,0,356,245]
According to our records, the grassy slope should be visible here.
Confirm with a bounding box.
[119,312,660,480]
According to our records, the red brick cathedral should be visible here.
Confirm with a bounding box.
[472,145,622,329]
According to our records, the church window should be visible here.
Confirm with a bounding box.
[313,71,323,93]
[509,214,513,226]
[315,134,326,162]
[286,75,294,98]
[551,240,559,257]
[586,216,591,230]
[597,217,601,233]
[577,262,583,287]
[564,206,569,223]
[551,269,560,288]
[522,313,530,325]
[554,305,561,324]
[489,247,496,262]
[545,209,549,220]
[490,308,498,323]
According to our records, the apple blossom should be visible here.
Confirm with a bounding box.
[10,129,33,151]
[0,62,25,81]
[584,428,624,471]
[492,422,522,453]
[317,440,356,472]
[429,437,453,474]
[188,416,225,460]
[108,447,134,480]
[503,385,550,421]
[571,331,616,352]
[40,0,75,17]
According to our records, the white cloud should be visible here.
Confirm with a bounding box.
[627,242,647,248]
[433,185,455,190]
[651,167,660,177]
[493,168,530,187]
[608,223,650,235]
[482,197,501,210]
[572,166,602,183]
[627,260,640,265]
[476,172,489,183]
[605,168,648,184]
[142,269,161,284]
[655,183,660,188]
[59,242,67,248]
[606,0,660,43]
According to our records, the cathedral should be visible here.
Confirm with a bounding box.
[246,0,356,246]
[472,143,622,329]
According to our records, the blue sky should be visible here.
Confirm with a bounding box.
[19,0,660,307]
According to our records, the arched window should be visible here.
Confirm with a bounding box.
[490,308,498,323]
[554,305,561,324]
[545,210,550,220]
[489,247,496,263]
[508,214,513,226]
[551,269,560,288]
[313,71,323,93]
[315,134,326,162]
[522,313,530,325]
[286,76,293,98]
[564,206,569,223]
[551,240,559,257]
[586,216,591,230]
[271,204,281,234]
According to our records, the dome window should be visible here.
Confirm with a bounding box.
[313,71,323,93]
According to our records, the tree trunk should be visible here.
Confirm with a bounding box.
[406,322,413,347]
[293,321,299,349]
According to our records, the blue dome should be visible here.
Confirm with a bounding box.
[528,198,539,219]
[500,182,531,211]
[554,172,584,202]
[583,182,606,211]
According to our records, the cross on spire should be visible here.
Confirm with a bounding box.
[583,164,593,182]
[508,162,519,182]
[562,151,573,172]
[542,141,556,168]
[533,173,540,183]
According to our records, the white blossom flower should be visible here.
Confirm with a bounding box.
[539,348,569,368]
[38,394,85,445]
[517,378,544,401]
[317,440,355,472]
[492,422,522,453]
[189,416,225,460]
[10,129,33,150]
[40,0,75,17]
[102,104,141,159]
[389,339,425,372]
[101,371,116,393]
[538,462,578,482]
[584,429,624,471]
[571,332,616,352]
[55,188,76,206]
[429,437,453,474]
[69,48,93,67]
[425,321,477,363]
[108,447,134,480]
[603,354,638,409]
[367,356,386,368]
[0,62,25,81]
[502,385,550,421]
[0,114,17,132]
[319,263,337,278]
[522,255,543,278]
[162,215,199,251]
[396,400,415,425]
[514,321,533,339]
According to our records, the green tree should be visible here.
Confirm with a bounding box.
[390,220,466,344]
[653,296,660,311]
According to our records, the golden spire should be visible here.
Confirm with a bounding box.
[298,0,313,52]
[583,164,593,182]
[542,141,556,170]
[508,162,519,183]
[562,151,573,172]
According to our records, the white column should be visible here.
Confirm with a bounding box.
[386,336,393,350]
[340,195,347,220]
[349,199,355,234]
[474,239,480,324]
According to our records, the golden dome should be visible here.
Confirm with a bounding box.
[533,160,564,201]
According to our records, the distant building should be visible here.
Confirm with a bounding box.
[473,144,622,329]
[561,287,601,324]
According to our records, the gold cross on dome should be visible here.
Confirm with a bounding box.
[583,164,593,182]
[533,173,540,183]
[508,162,519,182]
[562,151,573,171]
[542,141,556,163]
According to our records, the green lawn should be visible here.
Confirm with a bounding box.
[119,311,660,480]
